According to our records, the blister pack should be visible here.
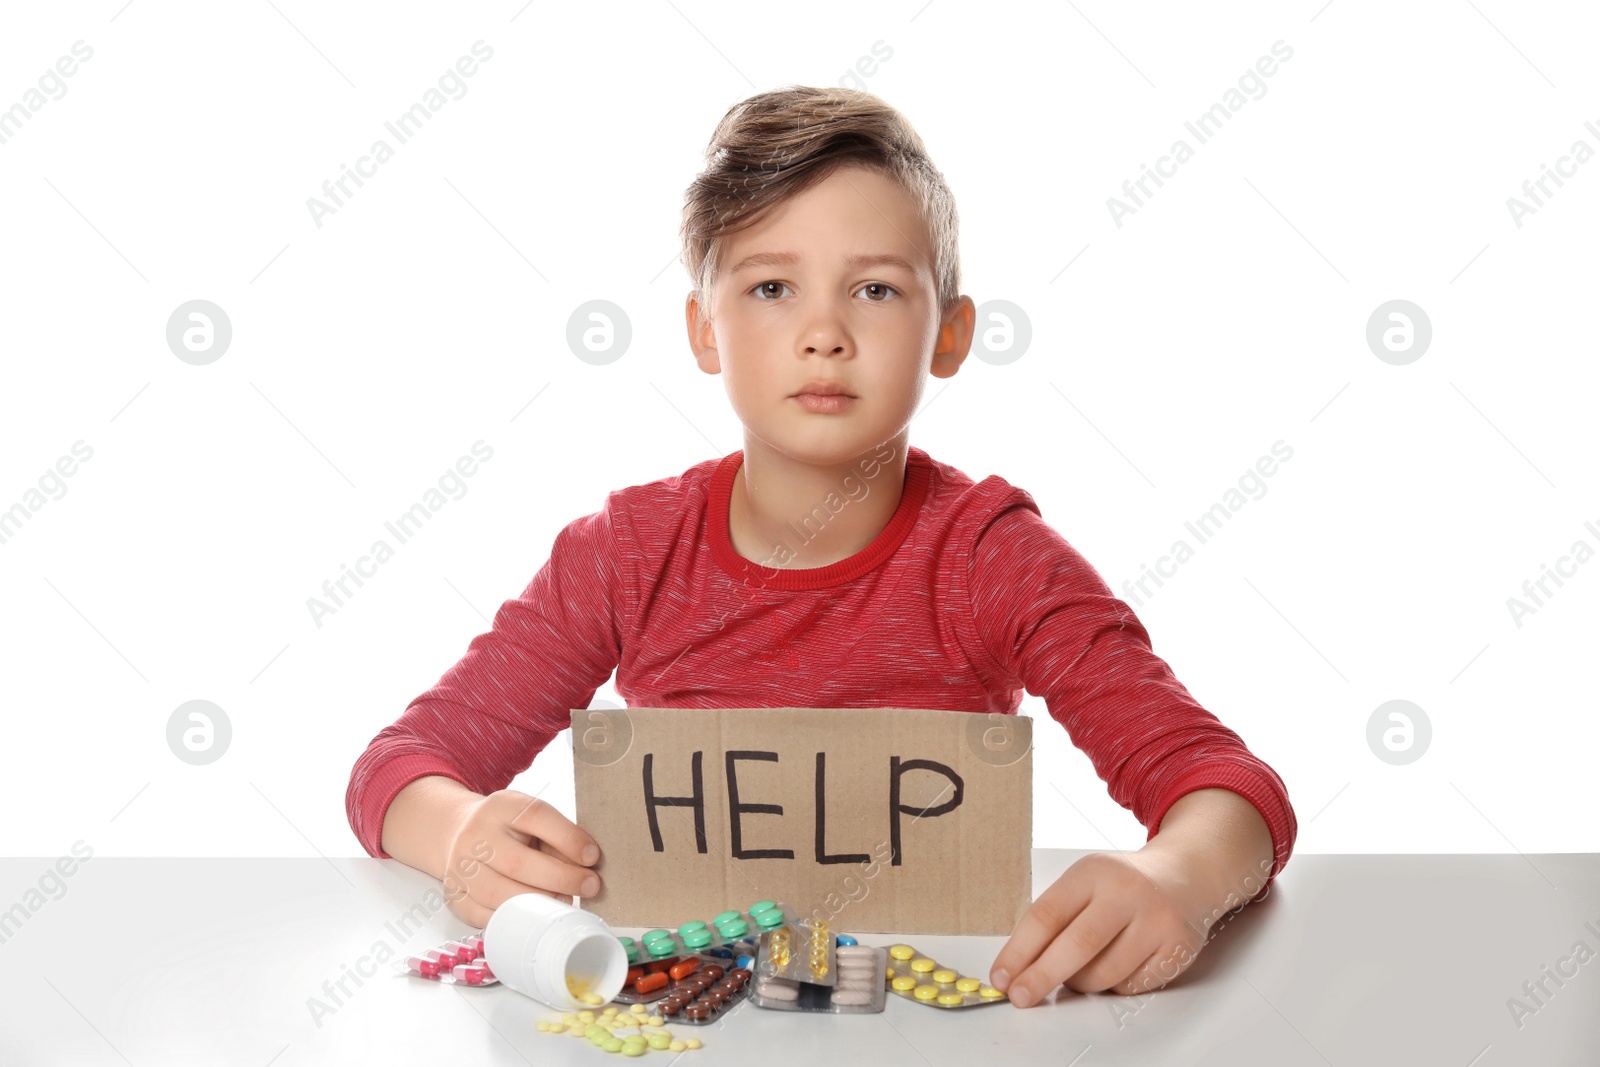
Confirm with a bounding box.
[397,933,498,987]
[883,943,1007,1008]
[751,924,886,1014]
[652,958,753,1025]
[619,899,795,964]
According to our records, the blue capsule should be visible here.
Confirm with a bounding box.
[836,935,857,947]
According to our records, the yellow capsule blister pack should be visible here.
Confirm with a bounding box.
[752,925,887,1014]
[883,943,1008,1009]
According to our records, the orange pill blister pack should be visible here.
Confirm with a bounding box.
[883,943,1008,1009]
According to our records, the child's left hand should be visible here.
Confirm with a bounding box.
[987,846,1219,1006]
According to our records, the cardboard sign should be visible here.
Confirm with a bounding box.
[571,706,1032,936]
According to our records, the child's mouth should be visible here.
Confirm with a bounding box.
[792,394,856,414]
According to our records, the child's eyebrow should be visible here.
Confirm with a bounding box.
[727,250,918,276]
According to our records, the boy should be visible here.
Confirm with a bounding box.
[346,86,1295,1008]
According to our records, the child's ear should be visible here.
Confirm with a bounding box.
[930,295,976,380]
[685,290,721,374]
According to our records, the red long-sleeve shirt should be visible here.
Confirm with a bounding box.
[346,444,1296,899]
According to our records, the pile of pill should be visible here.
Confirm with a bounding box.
[399,934,497,986]
[567,975,607,1005]
[537,1003,704,1055]
[883,944,1006,1008]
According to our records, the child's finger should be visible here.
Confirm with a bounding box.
[1059,921,1150,994]
[491,837,603,900]
[988,871,1094,999]
[460,850,557,911]
[447,893,492,930]
[1007,899,1127,1006]
[501,794,601,868]
[1112,944,1177,997]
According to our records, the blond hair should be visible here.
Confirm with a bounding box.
[680,86,961,316]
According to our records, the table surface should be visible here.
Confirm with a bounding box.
[3,850,1596,1066]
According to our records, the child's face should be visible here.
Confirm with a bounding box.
[687,164,973,466]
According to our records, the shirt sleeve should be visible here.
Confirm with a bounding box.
[345,499,627,858]
[965,499,1296,902]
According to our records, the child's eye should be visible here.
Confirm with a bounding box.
[857,282,898,302]
[751,281,792,300]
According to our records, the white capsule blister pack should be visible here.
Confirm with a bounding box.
[750,921,886,1014]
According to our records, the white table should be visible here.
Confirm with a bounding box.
[3,850,1595,1065]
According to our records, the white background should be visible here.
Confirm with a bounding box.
[1,0,1595,863]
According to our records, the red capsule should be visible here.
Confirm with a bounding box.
[452,964,488,985]
[635,971,668,994]
[626,965,645,986]
[406,955,441,979]
[669,958,700,981]
[645,958,679,974]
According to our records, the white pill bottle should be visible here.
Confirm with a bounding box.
[483,893,629,1010]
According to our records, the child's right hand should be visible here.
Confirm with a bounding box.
[440,789,602,928]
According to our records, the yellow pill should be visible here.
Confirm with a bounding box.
[910,958,936,973]
[979,986,1005,999]
[561,1013,578,1025]
[889,945,915,961]
[932,969,957,984]
[630,1003,647,1015]
[669,1041,686,1052]
[891,976,917,991]
[647,1016,663,1027]
[685,1038,702,1050]
[886,965,896,980]
[913,984,939,1000]
[578,1011,596,1023]
[955,978,981,993]
[938,993,964,1006]
[582,992,604,1006]
[536,1022,549,1032]
[601,1006,618,1016]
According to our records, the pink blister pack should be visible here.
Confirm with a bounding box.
[396,933,499,987]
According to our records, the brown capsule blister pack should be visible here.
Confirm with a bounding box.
[651,959,752,1025]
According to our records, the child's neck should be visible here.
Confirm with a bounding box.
[727,434,909,570]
